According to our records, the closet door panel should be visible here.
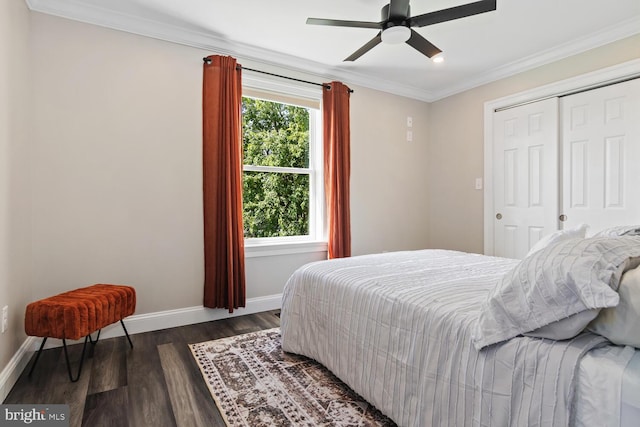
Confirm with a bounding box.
[493,98,559,259]
[561,79,640,234]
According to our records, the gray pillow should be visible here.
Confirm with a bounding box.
[592,225,640,237]
[473,237,640,350]
[588,264,640,347]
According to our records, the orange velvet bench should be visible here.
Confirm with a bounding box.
[25,284,136,382]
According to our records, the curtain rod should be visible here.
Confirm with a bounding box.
[202,57,353,93]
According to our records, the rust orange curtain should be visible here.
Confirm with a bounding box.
[202,55,246,312]
[323,81,352,259]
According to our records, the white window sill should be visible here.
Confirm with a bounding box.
[244,240,328,258]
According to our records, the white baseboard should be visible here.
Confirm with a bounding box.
[0,293,282,403]
[0,337,36,403]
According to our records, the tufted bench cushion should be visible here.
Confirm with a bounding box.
[25,284,136,341]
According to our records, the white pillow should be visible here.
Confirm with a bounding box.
[524,309,600,340]
[588,263,640,347]
[525,223,589,258]
[473,237,640,350]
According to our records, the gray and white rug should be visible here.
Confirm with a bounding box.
[189,328,395,426]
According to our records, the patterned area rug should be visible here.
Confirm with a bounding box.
[189,328,396,427]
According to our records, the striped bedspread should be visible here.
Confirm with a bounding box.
[281,250,608,427]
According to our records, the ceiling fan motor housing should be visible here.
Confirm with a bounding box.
[381,3,410,28]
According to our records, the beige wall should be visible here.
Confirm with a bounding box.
[427,34,640,254]
[350,86,430,255]
[0,0,31,377]
[30,13,205,313]
[28,12,431,316]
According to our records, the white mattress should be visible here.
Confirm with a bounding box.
[621,350,640,426]
[574,345,636,426]
[574,346,640,427]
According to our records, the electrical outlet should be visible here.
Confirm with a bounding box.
[1,306,7,333]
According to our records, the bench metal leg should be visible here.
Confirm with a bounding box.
[30,331,97,382]
[29,320,132,382]
[62,335,91,383]
[120,319,134,349]
[88,329,101,345]
[28,337,48,378]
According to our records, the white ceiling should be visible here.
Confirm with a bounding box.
[26,0,640,101]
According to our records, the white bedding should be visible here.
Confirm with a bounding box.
[281,250,610,427]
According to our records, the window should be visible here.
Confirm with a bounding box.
[241,84,324,249]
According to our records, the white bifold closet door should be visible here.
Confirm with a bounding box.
[561,78,640,234]
[493,98,559,259]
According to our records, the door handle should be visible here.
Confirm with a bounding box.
[559,214,567,222]
[496,213,503,220]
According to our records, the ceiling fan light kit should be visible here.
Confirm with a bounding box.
[381,26,411,44]
[307,0,497,61]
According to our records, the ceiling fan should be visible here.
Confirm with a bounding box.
[307,0,497,61]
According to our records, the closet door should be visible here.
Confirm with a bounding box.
[561,78,640,234]
[493,98,559,259]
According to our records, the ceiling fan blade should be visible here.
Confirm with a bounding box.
[408,0,496,27]
[388,0,411,20]
[306,17,382,29]
[406,29,442,58]
[344,32,382,61]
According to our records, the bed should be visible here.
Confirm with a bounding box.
[281,231,640,427]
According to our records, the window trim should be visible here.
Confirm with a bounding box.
[244,165,311,175]
[241,74,326,251]
[245,240,328,258]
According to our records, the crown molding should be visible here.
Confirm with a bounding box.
[25,0,640,103]
[430,15,640,101]
[25,0,435,102]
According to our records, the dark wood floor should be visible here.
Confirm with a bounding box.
[3,310,281,427]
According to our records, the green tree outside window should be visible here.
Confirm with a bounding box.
[242,97,311,238]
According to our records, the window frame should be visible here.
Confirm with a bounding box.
[241,73,326,256]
